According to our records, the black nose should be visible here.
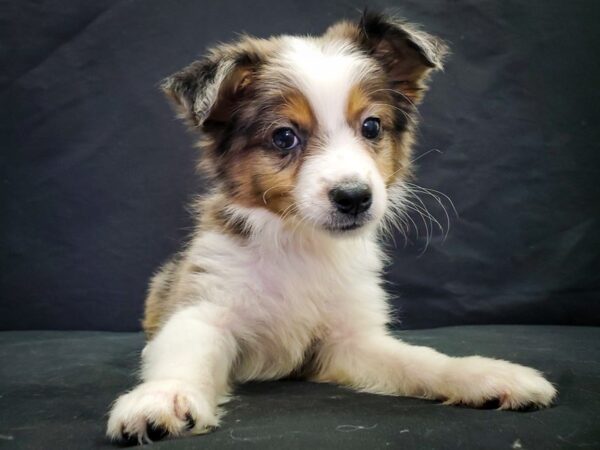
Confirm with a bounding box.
[329,182,372,216]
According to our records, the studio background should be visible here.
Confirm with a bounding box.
[1,0,599,331]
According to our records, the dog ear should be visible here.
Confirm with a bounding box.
[161,42,263,128]
[354,11,449,104]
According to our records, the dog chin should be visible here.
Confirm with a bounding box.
[321,214,375,236]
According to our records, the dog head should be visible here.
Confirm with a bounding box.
[162,12,447,236]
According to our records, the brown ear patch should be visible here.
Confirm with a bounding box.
[161,36,277,127]
[324,12,448,105]
[358,12,448,104]
[207,65,256,124]
[367,37,430,104]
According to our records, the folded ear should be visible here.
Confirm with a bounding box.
[161,41,264,127]
[349,11,449,103]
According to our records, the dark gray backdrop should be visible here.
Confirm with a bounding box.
[1,0,599,331]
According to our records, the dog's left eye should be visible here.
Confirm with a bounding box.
[361,117,381,139]
[272,127,300,151]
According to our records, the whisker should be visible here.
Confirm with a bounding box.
[403,201,432,252]
[262,184,294,205]
[406,182,459,218]
[367,88,421,116]
[404,182,457,241]
[280,202,299,223]
[411,148,442,163]
[383,179,458,254]
[370,102,416,125]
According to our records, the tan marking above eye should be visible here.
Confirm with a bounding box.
[346,84,398,139]
[279,91,316,133]
[346,85,371,126]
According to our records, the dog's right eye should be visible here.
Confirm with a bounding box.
[272,128,300,151]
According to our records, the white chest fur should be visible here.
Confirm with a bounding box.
[185,214,389,381]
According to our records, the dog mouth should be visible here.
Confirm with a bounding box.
[322,214,372,234]
[325,222,363,232]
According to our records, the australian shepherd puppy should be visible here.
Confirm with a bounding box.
[107,12,556,444]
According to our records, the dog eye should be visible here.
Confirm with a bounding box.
[361,117,381,139]
[272,127,300,150]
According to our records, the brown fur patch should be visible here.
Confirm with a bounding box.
[223,149,297,214]
[189,264,207,274]
[346,85,370,126]
[204,88,318,218]
[323,14,446,104]
[281,91,316,132]
[344,82,412,187]
[197,194,252,238]
[142,258,180,338]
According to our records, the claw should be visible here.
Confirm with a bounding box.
[146,422,170,442]
[185,413,196,430]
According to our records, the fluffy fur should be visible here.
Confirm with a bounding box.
[107,12,557,445]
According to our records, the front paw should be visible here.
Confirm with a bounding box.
[443,356,557,409]
[106,380,218,445]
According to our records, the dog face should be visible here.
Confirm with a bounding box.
[162,12,447,235]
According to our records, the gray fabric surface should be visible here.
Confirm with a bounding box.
[0,326,598,449]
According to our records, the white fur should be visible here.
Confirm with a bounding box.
[107,36,556,444]
[294,127,388,226]
[279,38,387,227]
[280,37,374,134]
[107,209,556,441]
[107,379,218,443]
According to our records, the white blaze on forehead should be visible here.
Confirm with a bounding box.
[280,38,373,133]
[281,37,388,229]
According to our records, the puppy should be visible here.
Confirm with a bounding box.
[107,12,557,444]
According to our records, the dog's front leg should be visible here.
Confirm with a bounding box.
[106,303,236,444]
[314,331,556,409]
